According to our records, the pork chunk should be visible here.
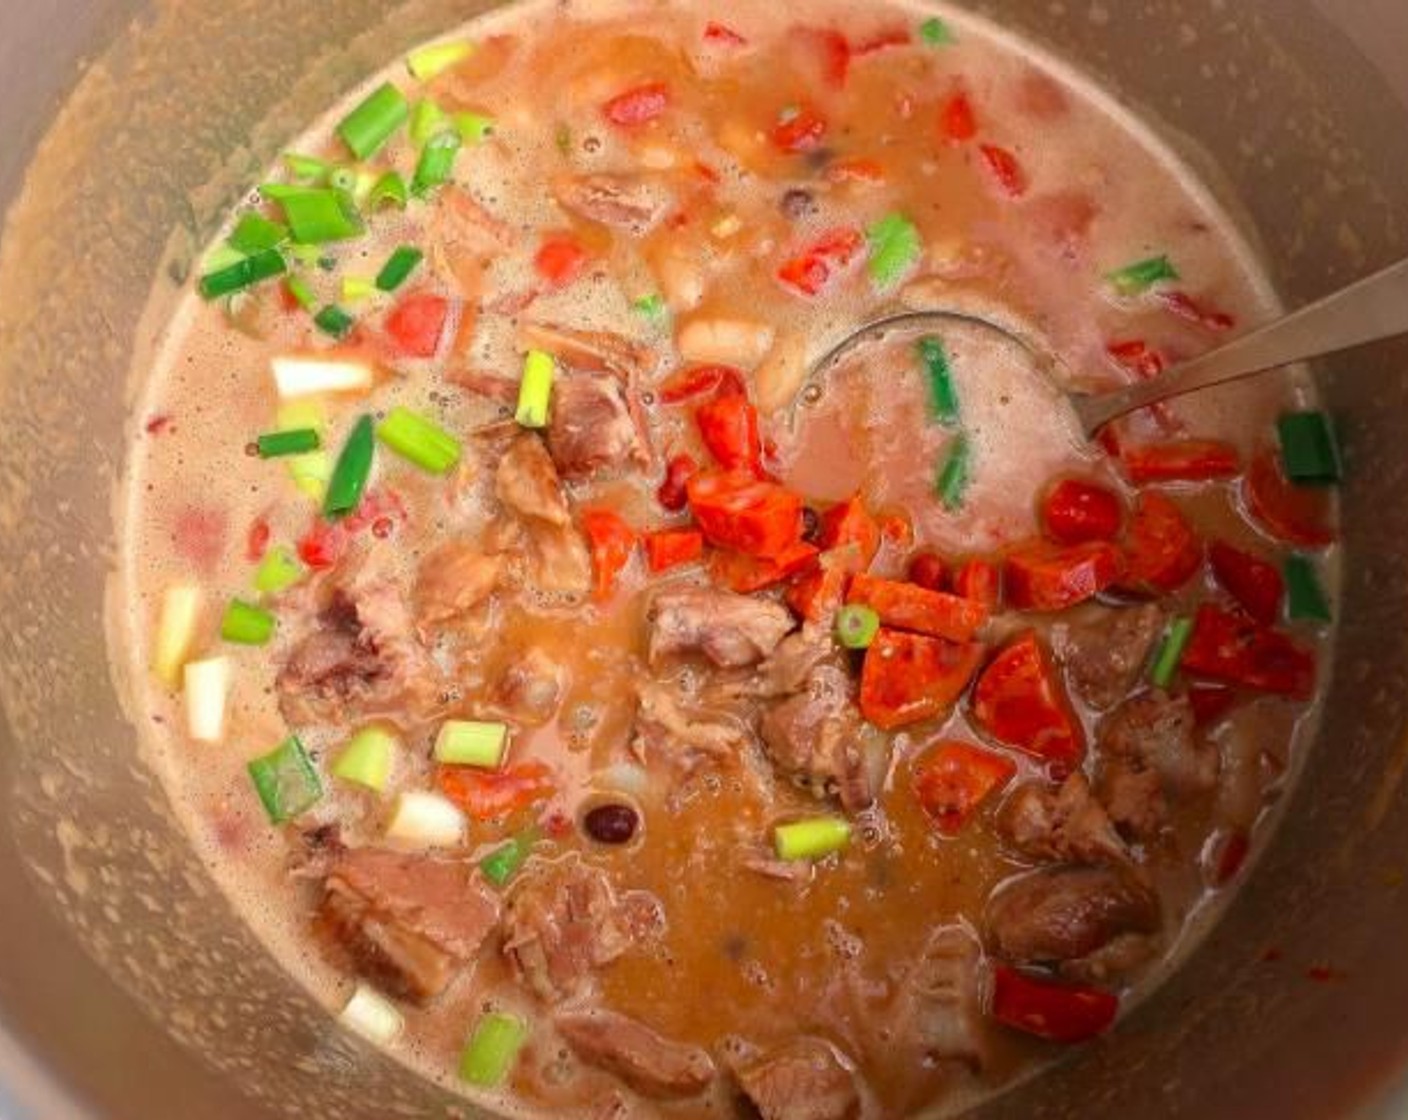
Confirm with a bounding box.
[893,926,988,1069]
[635,681,751,767]
[1057,603,1164,710]
[492,647,565,725]
[555,1008,715,1099]
[497,434,572,527]
[547,372,649,480]
[415,539,502,629]
[735,1038,860,1120]
[648,588,794,669]
[999,773,1130,867]
[1096,690,1218,839]
[552,173,671,235]
[985,865,1160,967]
[759,667,873,812]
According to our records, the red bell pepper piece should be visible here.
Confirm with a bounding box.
[384,292,449,358]
[1004,541,1124,612]
[644,527,704,573]
[580,508,636,602]
[847,573,990,642]
[979,144,1027,197]
[1187,683,1238,727]
[817,494,881,566]
[1120,439,1241,485]
[952,558,1001,607]
[859,629,984,731]
[771,103,828,153]
[777,227,866,297]
[1159,290,1235,332]
[657,453,700,511]
[688,471,805,559]
[1209,541,1285,625]
[1244,447,1335,549]
[1180,604,1316,699]
[1107,338,1166,380]
[533,233,589,288]
[703,21,747,46]
[695,392,762,474]
[991,967,1119,1044]
[711,539,819,594]
[1040,479,1123,545]
[913,741,1017,836]
[601,81,670,126]
[971,631,1084,768]
[1121,492,1203,593]
[938,92,977,143]
[658,364,746,405]
[438,760,555,821]
[907,552,948,592]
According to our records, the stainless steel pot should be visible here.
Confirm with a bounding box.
[1,2,1405,1117]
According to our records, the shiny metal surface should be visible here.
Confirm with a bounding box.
[0,2,1406,1119]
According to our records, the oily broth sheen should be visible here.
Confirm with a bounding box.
[117,1,1331,1117]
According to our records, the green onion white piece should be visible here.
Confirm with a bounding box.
[385,790,466,849]
[183,656,231,743]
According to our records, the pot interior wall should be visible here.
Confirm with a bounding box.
[0,2,1405,1118]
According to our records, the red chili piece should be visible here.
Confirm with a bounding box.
[859,629,984,731]
[971,631,1084,767]
[1041,479,1123,544]
[1244,447,1336,549]
[1180,604,1316,699]
[847,573,989,643]
[644,528,705,573]
[695,392,763,474]
[1121,492,1203,593]
[533,234,589,288]
[703,21,747,46]
[658,364,746,405]
[913,741,1017,836]
[1004,541,1124,612]
[1120,440,1241,485]
[601,82,670,127]
[938,92,977,143]
[777,227,866,297]
[979,144,1028,197]
[1209,541,1285,625]
[952,559,1001,607]
[907,552,948,592]
[1107,339,1166,380]
[385,292,450,358]
[771,104,829,153]
[687,471,805,559]
[580,508,637,602]
[991,967,1119,1044]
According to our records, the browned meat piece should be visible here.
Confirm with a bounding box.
[1061,931,1160,985]
[648,588,794,669]
[547,372,650,480]
[735,1038,861,1120]
[892,926,989,1069]
[530,522,594,597]
[1100,766,1165,840]
[315,848,500,1004]
[985,865,1160,966]
[715,623,836,700]
[1096,690,1218,839]
[503,857,641,1002]
[428,186,512,295]
[278,575,442,730]
[1057,603,1164,710]
[759,667,873,812]
[493,648,564,725]
[555,1008,715,1099]
[518,321,656,382]
[999,773,1130,866]
[635,682,751,766]
[415,539,502,629]
[447,367,520,405]
[497,434,572,527]
[553,173,671,235]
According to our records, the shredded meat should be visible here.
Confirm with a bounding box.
[999,773,1131,867]
[427,186,512,294]
[648,587,794,669]
[492,647,564,726]
[555,1008,715,1099]
[518,320,656,382]
[891,926,989,1069]
[552,173,671,235]
[985,865,1160,967]
[1096,690,1218,839]
[734,1038,861,1120]
[759,666,873,812]
[547,372,649,480]
[635,681,751,767]
[497,434,572,527]
[315,848,500,1004]
[1056,603,1165,710]
[414,539,502,629]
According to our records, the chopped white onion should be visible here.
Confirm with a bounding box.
[152,584,202,688]
[271,355,373,399]
[183,656,231,743]
[385,790,466,849]
[339,983,404,1044]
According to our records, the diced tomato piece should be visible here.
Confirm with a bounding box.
[711,540,819,594]
[438,761,555,821]
[1107,338,1166,380]
[1120,440,1241,485]
[1004,541,1123,612]
[644,528,704,573]
[952,559,1001,607]
[580,508,636,602]
[533,233,590,288]
[793,26,851,88]
[384,292,449,359]
[688,471,804,558]
[854,27,912,54]
[777,227,865,297]
[979,144,1027,197]
[1180,604,1316,699]
[659,364,746,405]
[245,516,271,563]
[817,494,881,566]
[1160,290,1236,332]
[1188,683,1238,727]
[913,741,1017,836]
[1121,492,1203,593]
[825,158,886,184]
[172,506,229,574]
[860,629,984,731]
[848,573,989,642]
[695,392,762,474]
[601,82,670,126]
[1040,479,1123,545]
[1244,447,1336,549]
[771,104,828,153]
[991,967,1119,1044]
[657,453,700,511]
[1209,541,1285,625]
[971,631,1084,768]
[703,20,747,46]
[907,552,948,592]
[938,92,977,142]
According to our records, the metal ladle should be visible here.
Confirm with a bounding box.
[810,257,1408,438]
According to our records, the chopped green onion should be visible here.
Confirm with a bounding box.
[459,1013,529,1087]
[378,406,463,474]
[367,171,409,211]
[253,546,304,594]
[288,450,332,500]
[480,828,539,887]
[408,40,474,82]
[262,186,364,244]
[918,337,959,426]
[283,153,332,182]
[285,274,317,311]
[1277,411,1342,486]
[775,816,852,862]
[341,276,378,303]
[332,726,398,791]
[201,242,247,276]
[199,248,286,300]
[455,111,496,145]
[434,720,509,768]
[866,212,922,290]
[835,604,881,650]
[936,433,971,511]
[351,169,379,205]
[247,735,323,824]
[410,99,450,147]
[277,398,326,434]
[1150,616,1193,688]
[257,428,321,458]
[220,599,277,646]
[920,16,954,45]
[328,166,358,194]
[287,242,323,266]
[1107,254,1179,296]
[515,349,556,428]
[314,304,356,339]
[153,584,203,688]
[1285,555,1332,622]
[324,415,376,519]
[631,293,668,323]
[337,82,410,160]
[376,246,424,292]
[411,130,462,196]
[229,213,288,255]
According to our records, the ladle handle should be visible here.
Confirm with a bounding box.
[1074,256,1408,434]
